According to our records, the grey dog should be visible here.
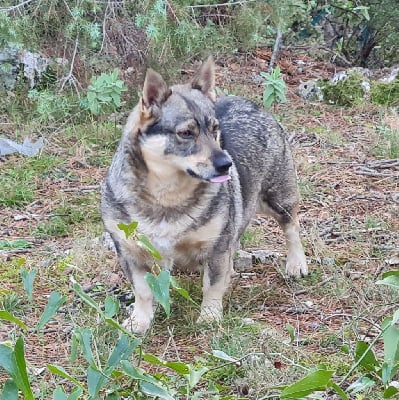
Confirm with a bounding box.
[101,57,308,333]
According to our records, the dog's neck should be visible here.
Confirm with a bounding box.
[139,147,198,207]
[145,167,201,207]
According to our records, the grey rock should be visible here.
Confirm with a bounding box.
[252,249,280,264]
[234,250,253,272]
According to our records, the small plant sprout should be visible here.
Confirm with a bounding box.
[260,66,287,109]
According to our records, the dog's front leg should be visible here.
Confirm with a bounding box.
[198,251,234,324]
[122,266,154,334]
[281,219,308,278]
[116,244,155,334]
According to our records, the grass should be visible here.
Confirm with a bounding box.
[372,124,399,159]
[1,60,399,399]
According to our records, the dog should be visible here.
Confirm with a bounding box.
[101,57,308,334]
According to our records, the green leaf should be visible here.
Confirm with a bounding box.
[14,337,34,400]
[0,311,27,331]
[355,340,380,371]
[145,270,171,316]
[72,283,102,314]
[280,368,334,398]
[47,364,83,388]
[0,343,17,376]
[120,360,161,386]
[67,386,83,400]
[185,365,208,389]
[143,353,189,375]
[347,375,375,394]
[0,239,30,250]
[137,234,162,260]
[384,385,399,398]
[73,327,95,367]
[139,381,174,400]
[376,272,399,288]
[170,277,197,305]
[383,323,399,363]
[117,221,138,239]
[327,381,349,400]
[286,323,295,343]
[53,387,68,400]
[106,335,139,372]
[104,296,120,319]
[87,365,108,397]
[0,380,18,400]
[20,269,37,302]
[212,349,239,363]
[381,362,398,386]
[36,291,67,332]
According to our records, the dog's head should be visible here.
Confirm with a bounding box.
[131,57,232,183]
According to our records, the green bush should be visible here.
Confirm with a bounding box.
[370,79,399,107]
[322,72,367,107]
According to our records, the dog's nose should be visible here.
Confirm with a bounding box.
[213,152,232,174]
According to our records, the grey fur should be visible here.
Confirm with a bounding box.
[101,57,307,333]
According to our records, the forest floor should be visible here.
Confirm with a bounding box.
[1,50,398,399]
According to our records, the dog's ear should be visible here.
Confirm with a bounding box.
[192,56,216,102]
[141,68,171,113]
[134,69,171,137]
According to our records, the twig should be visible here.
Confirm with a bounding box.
[269,27,282,72]
[59,36,82,95]
[187,0,255,8]
[62,185,99,192]
[354,167,398,178]
[294,276,334,296]
[322,312,381,331]
[1,0,35,11]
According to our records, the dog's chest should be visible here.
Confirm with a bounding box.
[142,214,225,267]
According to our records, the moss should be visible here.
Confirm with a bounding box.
[370,78,399,107]
[322,72,367,107]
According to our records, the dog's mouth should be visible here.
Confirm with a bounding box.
[209,175,231,183]
[187,169,231,183]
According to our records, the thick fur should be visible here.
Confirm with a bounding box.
[101,57,307,333]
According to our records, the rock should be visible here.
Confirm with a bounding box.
[296,79,323,101]
[380,66,399,83]
[100,231,117,253]
[252,249,280,264]
[0,46,50,89]
[234,250,253,272]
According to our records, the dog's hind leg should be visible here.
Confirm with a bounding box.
[198,251,234,324]
[259,194,308,278]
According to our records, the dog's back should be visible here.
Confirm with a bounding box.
[216,96,300,236]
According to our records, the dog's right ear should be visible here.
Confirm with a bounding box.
[142,68,171,111]
[134,69,171,138]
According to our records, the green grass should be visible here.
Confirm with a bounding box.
[372,125,399,158]
[0,155,63,207]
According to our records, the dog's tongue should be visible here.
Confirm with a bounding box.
[210,175,231,183]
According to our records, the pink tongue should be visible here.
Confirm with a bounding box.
[210,175,231,183]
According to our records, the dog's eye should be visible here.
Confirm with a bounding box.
[177,130,194,140]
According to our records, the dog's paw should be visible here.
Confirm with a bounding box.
[122,313,152,335]
[286,252,308,278]
[197,305,223,325]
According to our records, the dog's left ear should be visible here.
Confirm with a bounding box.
[192,56,216,102]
